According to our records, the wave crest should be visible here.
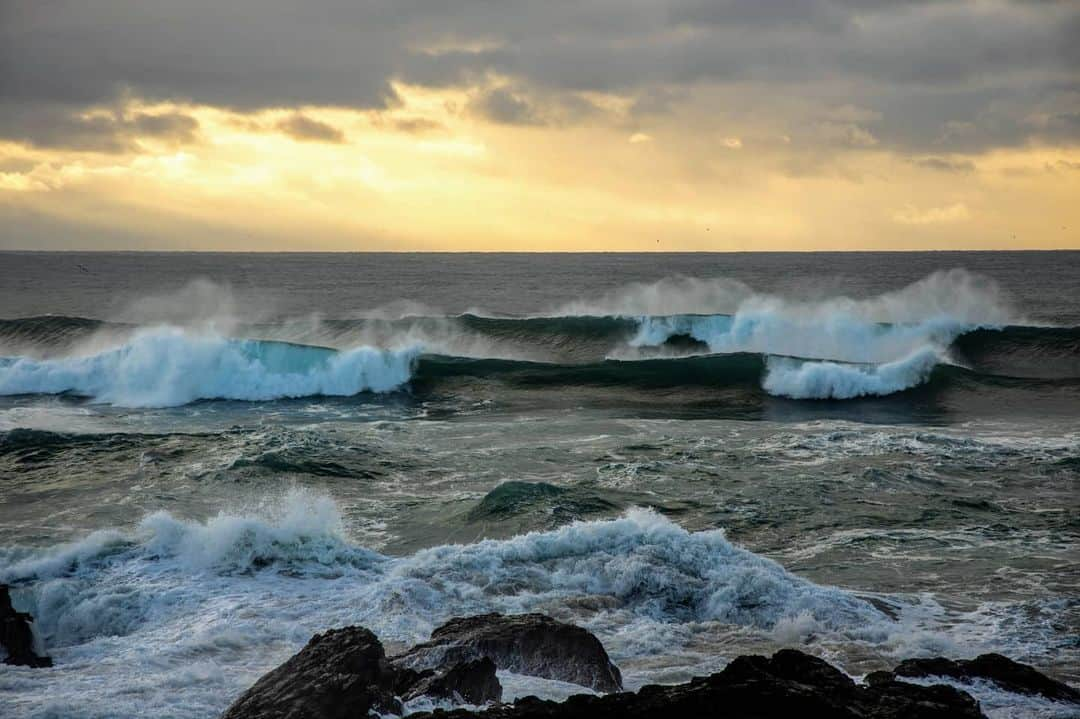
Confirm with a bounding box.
[0,328,418,407]
[139,489,382,573]
[4,497,882,649]
[762,348,942,399]
[399,507,880,629]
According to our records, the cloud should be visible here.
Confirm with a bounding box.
[276,114,346,143]
[0,0,1076,153]
[911,156,976,172]
[132,111,200,141]
[816,122,879,148]
[0,102,200,152]
[892,202,971,225]
[469,86,544,125]
[1047,159,1080,173]
[629,132,652,144]
[392,117,446,134]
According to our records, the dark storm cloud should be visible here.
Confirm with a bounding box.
[132,112,200,141]
[0,0,1076,151]
[668,0,852,31]
[469,88,544,126]
[0,101,200,153]
[276,114,346,143]
[0,1,401,110]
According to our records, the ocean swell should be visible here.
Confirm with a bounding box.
[0,328,419,407]
[762,347,942,400]
[0,268,1071,406]
[629,313,969,366]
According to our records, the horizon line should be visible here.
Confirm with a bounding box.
[2,248,1079,255]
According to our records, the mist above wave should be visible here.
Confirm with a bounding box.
[552,269,1015,325]
[1,490,883,647]
[0,269,1055,403]
[0,328,418,407]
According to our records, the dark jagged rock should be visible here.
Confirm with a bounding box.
[410,649,984,719]
[401,657,503,705]
[220,626,403,719]
[0,584,52,668]
[410,648,984,719]
[220,626,501,719]
[227,621,1079,719]
[892,653,1080,704]
[661,333,710,353]
[392,613,623,693]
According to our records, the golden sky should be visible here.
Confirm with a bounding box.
[1,1,1078,251]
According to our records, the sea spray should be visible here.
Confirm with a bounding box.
[139,489,382,572]
[629,313,967,364]
[3,495,883,652]
[558,270,1014,327]
[0,328,419,407]
[762,347,941,399]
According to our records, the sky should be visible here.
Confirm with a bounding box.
[0,0,1078,251]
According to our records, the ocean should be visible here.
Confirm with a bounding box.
[0,251,1078,718]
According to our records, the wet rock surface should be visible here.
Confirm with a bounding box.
[0,584,52,668]
[414,649,986,719]
[400,657,503,705]
[392,613,623,693]
[220,626,500,719]
[222,615,1080,719]
[891,653,1080,704]
[220,626,403,719]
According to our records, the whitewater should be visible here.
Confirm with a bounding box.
[2,253,1078,719]
[0,490,1044,717]
[0,269,1050,406]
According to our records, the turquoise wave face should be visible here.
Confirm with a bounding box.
[0,330,420,407]
[1,307,1078,408]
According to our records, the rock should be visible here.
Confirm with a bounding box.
[661,333,710,353]
[392,613,622,693]
[892,653,1080,704]
[220,626,403,719]
[401,657,503,705]
[408,649,985,719]
[863,670,896,687]
[220,626,502,719]
[0,584,52,668]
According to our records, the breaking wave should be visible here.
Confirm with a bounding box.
[1,325,1076,406]
[762,348,942,400]
[1,491,883,650]
[0,328,419,407]
[0,270,1076,405]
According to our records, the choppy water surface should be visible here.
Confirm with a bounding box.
[0,252,1077,718]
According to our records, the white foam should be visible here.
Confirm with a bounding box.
[761,347,941,399]
[631,312,966,365]
[497,670,601,703]
[390,508,879,630]
[0,497,887,717]
[3,493,1067,718]
[139,489,382,572]
[1,529,129,582]
[0,327,419,407]
[613,270,1013,383]
[899,676,1080,719]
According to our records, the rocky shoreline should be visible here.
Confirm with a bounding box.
[5,596,1077,718]
[215,613,1079,719]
